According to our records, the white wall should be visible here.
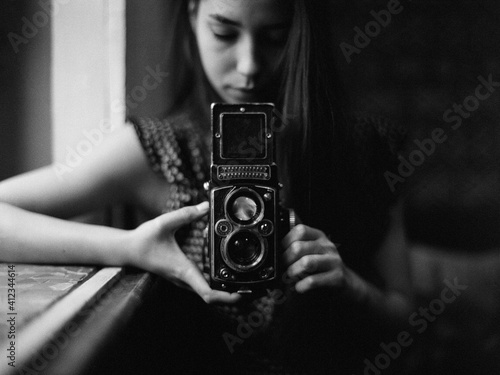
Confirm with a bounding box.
[52,0,126,164]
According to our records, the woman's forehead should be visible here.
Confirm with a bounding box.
[199,0,293,25]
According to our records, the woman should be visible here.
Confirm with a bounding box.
[0,0,412,373]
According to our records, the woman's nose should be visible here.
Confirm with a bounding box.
[236,36,261,79]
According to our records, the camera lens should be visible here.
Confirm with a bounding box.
[232,196,258,222]
[226,188,264,225]
[224,231,265,271]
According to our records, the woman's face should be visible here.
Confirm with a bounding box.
[190,0,292,104]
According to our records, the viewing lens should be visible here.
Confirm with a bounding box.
[232,196,258,222]
[226,188,264,225]
[227,231,262,268]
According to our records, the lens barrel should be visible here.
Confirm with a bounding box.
[222,230,266,272]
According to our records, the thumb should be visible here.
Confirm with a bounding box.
[157,201,209,231]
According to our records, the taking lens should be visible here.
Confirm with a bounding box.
[225,231,264,271]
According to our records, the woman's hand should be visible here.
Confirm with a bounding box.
[128,202,241,305]
[282,224,351,294]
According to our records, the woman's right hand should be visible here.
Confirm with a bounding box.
[127,202,242,305]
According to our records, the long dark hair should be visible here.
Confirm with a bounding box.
[161,0,349,223]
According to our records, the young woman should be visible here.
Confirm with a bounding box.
[0,0,412,373]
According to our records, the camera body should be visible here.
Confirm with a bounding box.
[206,103,292,294]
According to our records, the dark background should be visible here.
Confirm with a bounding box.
[331,0,500,129]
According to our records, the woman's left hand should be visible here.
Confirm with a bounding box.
[282,224,350,294]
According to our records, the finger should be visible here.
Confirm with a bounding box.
[283,240,315,267]
[295,269,345,294]
[283,240,333,267]
[202,290,243,305]
[179,260,242,304]
[157,201,209,230]
[287,254,338,280]
[282,224,325,249]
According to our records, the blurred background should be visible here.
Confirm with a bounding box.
[332,0,500,127]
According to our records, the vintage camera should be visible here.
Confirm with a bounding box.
[206,103,293,294]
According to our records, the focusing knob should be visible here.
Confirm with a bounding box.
[289,209,297,229]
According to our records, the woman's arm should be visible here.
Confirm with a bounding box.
[0,201,131,265]
[0,125,240,303]
[0,200,239,304]
[0,125,143,264]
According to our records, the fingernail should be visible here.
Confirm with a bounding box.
[195,201,209,211]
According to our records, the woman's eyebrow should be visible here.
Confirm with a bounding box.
[209,14,289,30]
[209,14,241,26]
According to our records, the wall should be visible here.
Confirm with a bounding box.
[0,1,52,180]
[126,0,171,119]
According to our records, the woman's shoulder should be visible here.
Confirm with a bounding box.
[128,111,210,184]
[129,108,209,145]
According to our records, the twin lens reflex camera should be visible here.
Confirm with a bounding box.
[205,103,294,294]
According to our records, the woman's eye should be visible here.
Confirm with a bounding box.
[210,26,237,42]
[213,32,237,41]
